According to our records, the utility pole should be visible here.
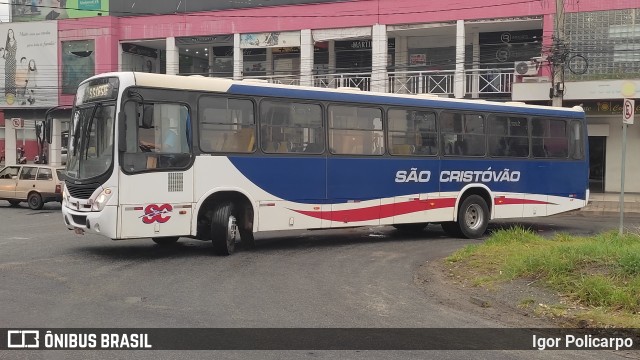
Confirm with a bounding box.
[551,0,565,107]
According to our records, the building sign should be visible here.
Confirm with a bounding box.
[240,32,301,49]
[566,100,640,116]
[335,38,396,51]
[176,35,234,46]
[11,0,109,22]
[0,22,59,107]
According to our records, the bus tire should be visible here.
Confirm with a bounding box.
[240,228,255,249]
[152,236,179,245]
[211,202,238,256]
[393,223,429,233]
[28,192,44,210]
[457,195,489,239]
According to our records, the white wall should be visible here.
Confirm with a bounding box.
[591,116,640,193]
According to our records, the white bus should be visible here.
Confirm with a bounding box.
[60,72,588,255]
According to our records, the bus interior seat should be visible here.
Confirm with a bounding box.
[392,144,414,155]
[304,143,324,153]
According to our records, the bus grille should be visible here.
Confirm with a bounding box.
[66,183,99,199]
[168,173,183,192]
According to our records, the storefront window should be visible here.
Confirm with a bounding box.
[62,40,95,95]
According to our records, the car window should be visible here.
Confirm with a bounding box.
[36,168,53,180]
[0,166,20,179]
[19,167,37,180]
[55,170,63,180]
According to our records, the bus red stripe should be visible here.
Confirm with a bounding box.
[292,196,557,222]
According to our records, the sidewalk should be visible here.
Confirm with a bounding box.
[581,192,640,214]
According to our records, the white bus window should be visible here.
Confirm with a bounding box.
[532,118,568,158]
[388,109,437,156]
[199,97,255,153]
[488,115,529,157]
[260,100,323,154]
[329,105,383,156]
[122,101,191,172]
[440,112,485,157]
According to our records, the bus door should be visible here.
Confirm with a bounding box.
[118,101,194,239]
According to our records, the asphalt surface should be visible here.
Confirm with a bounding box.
[0,202,636,359]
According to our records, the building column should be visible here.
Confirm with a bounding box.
[266,48,273,76]
[234,33,243,80]
[208,47,215,77]
[394,36,408,93]
[4,120,16,166]
[371,24,388,93]
[454,20,466,99]
[300,29,313,87]
[328,40,336,72]
[49,118,62,167]
[165,37,179,75]
[471,31,480,98]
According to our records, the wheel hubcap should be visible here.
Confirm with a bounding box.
[464,204,483,230]
[227,216,238,244]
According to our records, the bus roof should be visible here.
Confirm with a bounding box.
[105,72,585,119]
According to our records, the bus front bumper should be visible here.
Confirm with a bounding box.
[62,205,118,240]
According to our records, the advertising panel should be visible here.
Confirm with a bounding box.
[0,22,58,107]
[11,0,109,22]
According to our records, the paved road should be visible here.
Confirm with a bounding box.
[0,202,635,359]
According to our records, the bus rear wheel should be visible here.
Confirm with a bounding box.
[211,202,238,256]
[457,195,489,239]
[152,237,179,245]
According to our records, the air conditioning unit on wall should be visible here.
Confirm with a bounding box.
[514,61,538,76]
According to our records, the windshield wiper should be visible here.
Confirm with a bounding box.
[74,103,102,158]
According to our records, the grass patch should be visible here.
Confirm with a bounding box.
[446,227,640,327]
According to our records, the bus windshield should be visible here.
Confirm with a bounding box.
[66,103,115,180]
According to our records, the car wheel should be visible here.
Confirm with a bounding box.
[211,202,238,256]
[27,192,44,210]
[457,195,489,239]
[393,222,429,233]
[152,237,180,245]
[8,200,20,207]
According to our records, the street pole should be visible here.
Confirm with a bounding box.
[619,98,635,235]
[619,123,627,235]
[551,0,565,107]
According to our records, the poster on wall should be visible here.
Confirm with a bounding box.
[0,22,58,108]
[240,32,301,49]
[410,54,426,66]
[11,0,110,22]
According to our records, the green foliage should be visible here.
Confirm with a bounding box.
[450,227,640,322]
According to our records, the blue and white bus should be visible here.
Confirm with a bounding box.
[61,72,588,254]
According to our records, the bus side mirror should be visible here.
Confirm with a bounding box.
[44,118,52,144]
[118,111,126,153]
[141,104,154,129]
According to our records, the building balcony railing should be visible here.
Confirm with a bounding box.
[229,68,521,98]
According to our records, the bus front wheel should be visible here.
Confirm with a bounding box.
[211,202,238,256]
[457,195,489,239]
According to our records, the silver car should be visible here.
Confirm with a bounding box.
[0,165,64,210]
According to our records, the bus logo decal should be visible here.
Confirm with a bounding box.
[140,204,173,224]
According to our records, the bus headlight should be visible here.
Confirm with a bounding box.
[62,186,69,205]
[92,188,113,211]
